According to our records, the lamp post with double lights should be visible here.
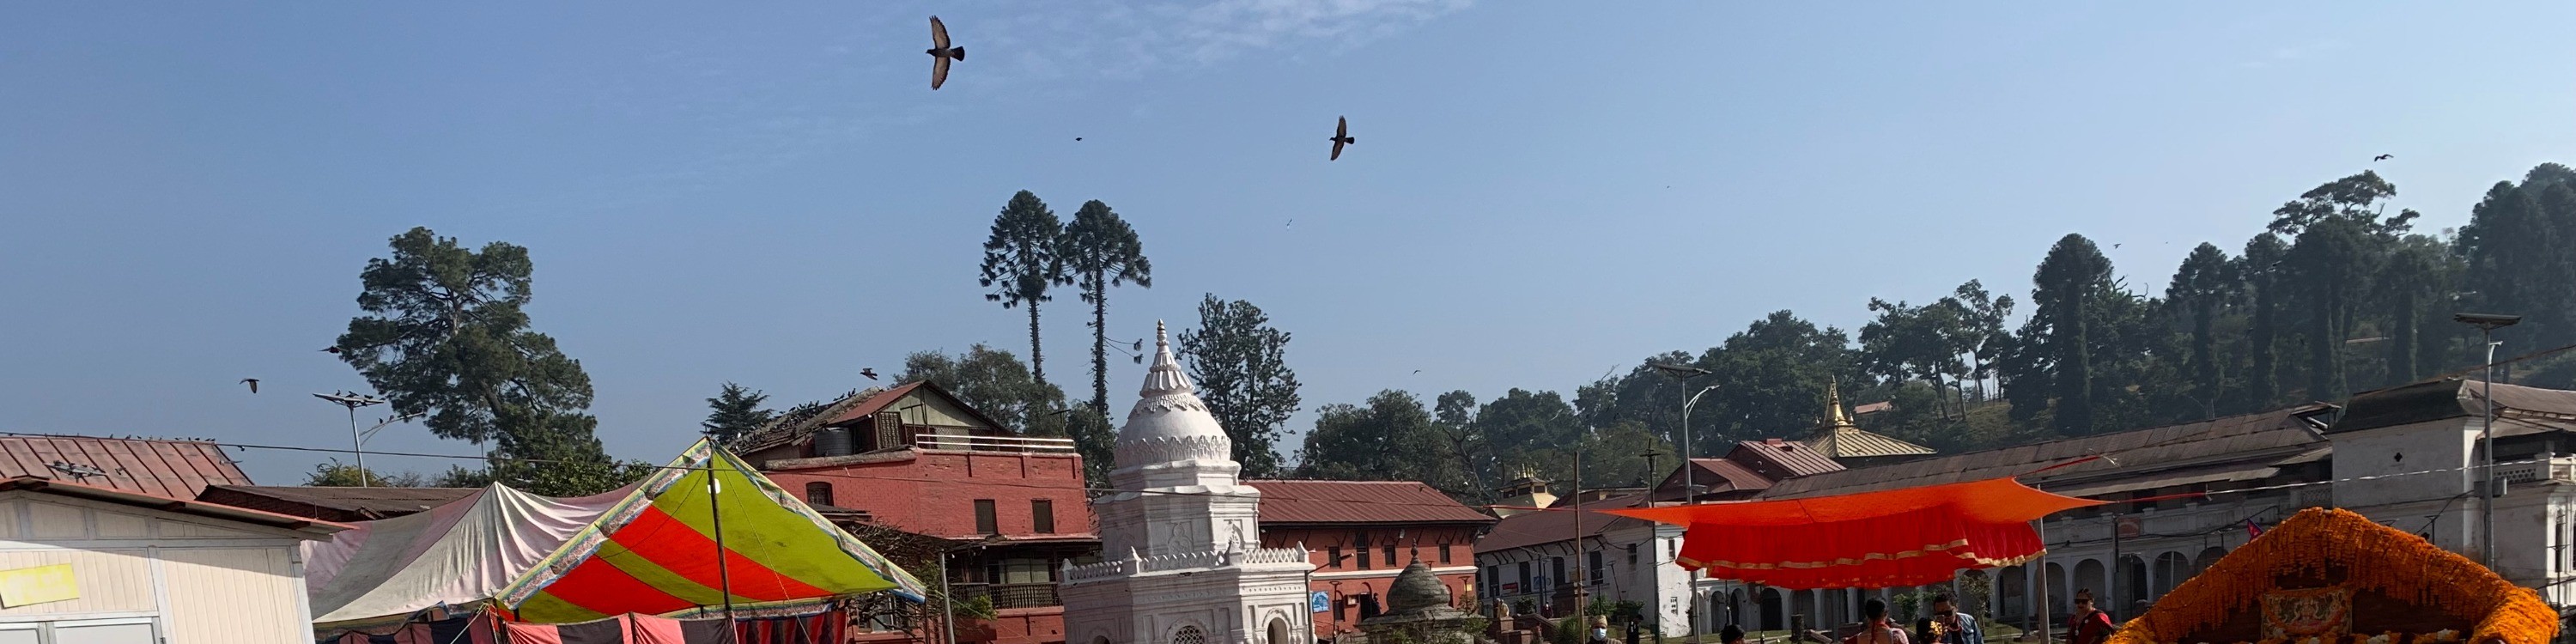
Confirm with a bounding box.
[2453,313,2520,569]
[1649,364,1717,505]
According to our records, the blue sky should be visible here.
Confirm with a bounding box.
[3,2,2572,485]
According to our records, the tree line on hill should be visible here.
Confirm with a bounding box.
[307,164,2576,502]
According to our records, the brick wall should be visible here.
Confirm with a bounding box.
[763,450,1096,540]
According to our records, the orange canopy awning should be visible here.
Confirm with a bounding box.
[1602,477,2102,589]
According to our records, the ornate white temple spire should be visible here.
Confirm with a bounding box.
[1139,320,1194,398]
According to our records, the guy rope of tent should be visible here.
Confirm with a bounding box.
[493,439,927,623]
[1601,477,2104,590]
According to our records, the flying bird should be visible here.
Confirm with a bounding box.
[2112,243,2122,249]
[1074,137,1083,142]
[1328,117,1354,161]
[240,379,259,393]
[860,368,879,380]
[321,346,343,354]
[2374,154,2393,161]
[927,16,964,90]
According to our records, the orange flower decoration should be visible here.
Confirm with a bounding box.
[2105,509,2555,644]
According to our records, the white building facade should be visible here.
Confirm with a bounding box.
[1061,324,1314,644]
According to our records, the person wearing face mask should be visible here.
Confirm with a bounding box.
[1589,616,1612,644]
[1912,592,1983,644]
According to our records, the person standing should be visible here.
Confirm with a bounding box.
[1913,592,1984,644]
[2063,590,2115,644]
[1722,624,1748,644]
[1844,599,1911,644]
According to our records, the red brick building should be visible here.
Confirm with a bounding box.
[734,382,1098,644]
[1247,480,1496,641]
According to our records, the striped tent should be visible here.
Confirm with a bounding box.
[495,440,927,623]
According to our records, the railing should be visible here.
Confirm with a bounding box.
[953,582,1061,609]
[2494,457,2576,485]
[2291,486,2334,509]
[1060,546,1310,582]
[914,434,1080,454]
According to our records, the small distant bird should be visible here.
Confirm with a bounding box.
[860,368,880,380]
[1328,116,1354,161]
[927,16,964,90]
[240,379,259,393]
[2112,243,2122,248]
[1074,137,1083,142]
[321,346,343,354]
[2374,154,2393,161]
[1132,339,1144,352]
[1412,369,1422,374]
[1285,219,1295,228]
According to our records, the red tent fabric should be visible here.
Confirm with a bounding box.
[1602,477,2101,589]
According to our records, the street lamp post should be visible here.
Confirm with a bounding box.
[2454,313,2520,569]
[1652,362,1716,642]
[313,392,388,486]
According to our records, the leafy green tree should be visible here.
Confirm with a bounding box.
[1697,311,1863,450]
[1297,390,1442,482]
[2281,198,2403,402]
[332,227,644,496]
[1472,388,1585,486]
[1861,298,1965,417]
[702,382,774,444]
[1575,421,1675,490]
[2239,234,2291,410]
[2460,164,2576,372]
[1431,390,1492,502]
[977,191,1067,385]
[1573,350,1700,449]
[1060,200,1153,413]
[2377,235,2455,384]
[2166,243,2237,418]
[305,461,425,487]
[1950,281,2016,403]
[1176,295,1302,477]
[898,344,1076,441]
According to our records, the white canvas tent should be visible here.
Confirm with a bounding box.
[302,483,629,627]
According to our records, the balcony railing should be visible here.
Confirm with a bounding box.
[914,434,1079,454]
[2494,457,2576,486]
[952,582,1061,610]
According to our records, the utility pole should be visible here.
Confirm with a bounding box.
[2455,313,2519,569]
[1574,447,1589,615]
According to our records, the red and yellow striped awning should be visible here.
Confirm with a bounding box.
[496,440,926,623]
[1602,477,2101,589]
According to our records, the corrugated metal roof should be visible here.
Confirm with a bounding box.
[1474,494,1653,553]
[1243,480,1495,526]
[196,485,478,521]
[0,434,252,498]
[1803,426,1936,459]
[0,477,346,537]
[1726,440,1847,479]
[1760,405,2327,500]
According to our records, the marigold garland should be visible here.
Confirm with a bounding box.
[2104,509,2555,644]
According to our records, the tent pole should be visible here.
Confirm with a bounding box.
[710,458,737,623]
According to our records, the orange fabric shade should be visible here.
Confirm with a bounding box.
[1601,477,2103,589]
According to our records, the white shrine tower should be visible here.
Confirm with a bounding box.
[1060,322,1313,644]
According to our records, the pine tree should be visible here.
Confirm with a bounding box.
[702,382,775,444]
[978,191,1067,385]
[1059,199,1153,415]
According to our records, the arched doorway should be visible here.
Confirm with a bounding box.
[2152,552,2190,599]
[2044,562,2069,617]
[1997,566,2027,622]
[2071,559,2107,610]
[1268,618,1290,644]
[2192,547,2225,575]
[2117,556,2148,611]
[1759,588,1787,631]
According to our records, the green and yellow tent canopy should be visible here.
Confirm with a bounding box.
[495,440,927,623]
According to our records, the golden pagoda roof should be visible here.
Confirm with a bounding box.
[1801,381,1935,459]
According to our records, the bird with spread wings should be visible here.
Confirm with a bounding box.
[928,16,964,90]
